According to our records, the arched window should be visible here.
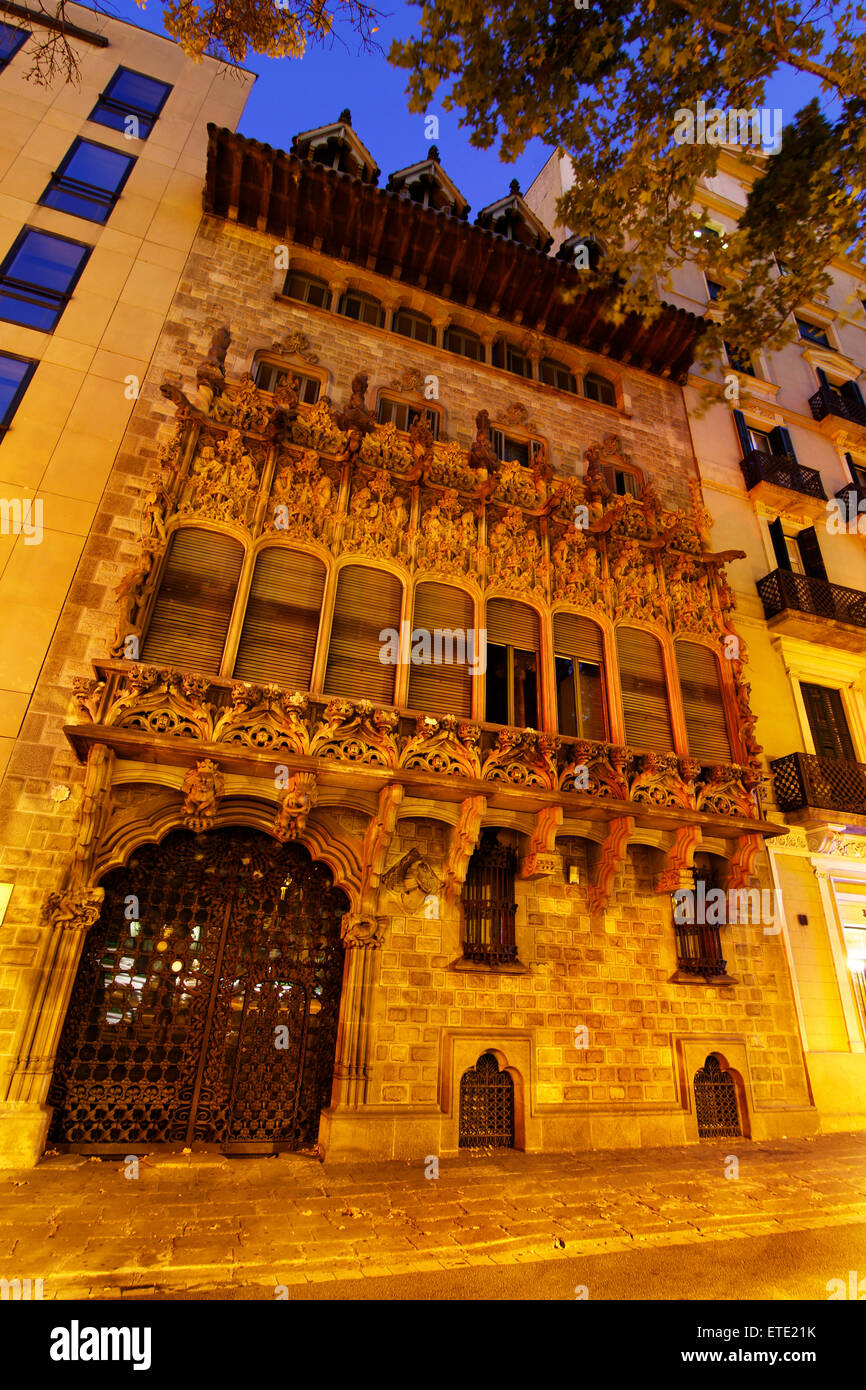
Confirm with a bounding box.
[407,581,475,718]
[486,598,539,728]
[674,639,733,763]
[253,359,321,404]
[141,527,244,674]
[337,289,385,328]
[553,613,606,739]
[583,372,617,408]
[324,563,403,704]
[540,357,577,393]
[443,324,484,362]
[376,394,440,439]
[491,339,532,378]
[462,829,518,964]
[615,626,674,752]
[233,547,326,691]
[282,271,330,310]
[392,307,436,345]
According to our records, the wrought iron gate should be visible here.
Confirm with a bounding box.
[459,1051,515,1149]
[693,1054,742,1139]
[47,828,348,1152]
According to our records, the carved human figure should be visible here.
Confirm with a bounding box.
[110,551,154,655]
[468,408,498,476]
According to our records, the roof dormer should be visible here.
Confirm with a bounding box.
[291,109,380,184]
[386,147,470,219]
[475,179,552,251]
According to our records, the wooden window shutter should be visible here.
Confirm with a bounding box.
[486,598,539,651]
[407,581,474,717]
[324,563,403,704]
[615,626,674,752]
[142,527,243,674]
[233,547,325,691]
[768,517,790,571]
[674,639,733,764]
[796,525,827,580]
[553,612,603,662]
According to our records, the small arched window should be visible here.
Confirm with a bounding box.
[443,324,485,362]
[376,394,440,439]
[337,289,385,328]
[615,626,674,753]
[553,613,606,739]
[392,307,436,345]
[233,547,326,691]
[674,640,733,763]
[141,527,244,674]
[540,357,577,393]
[492,339,532,378]
[583,372,617,408]
[407,581,475,718]
[282,271,330,310]
[253,359,321,404]
[324,563,403,704]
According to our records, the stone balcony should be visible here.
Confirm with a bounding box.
[756,568,866,652]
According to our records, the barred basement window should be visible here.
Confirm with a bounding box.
[461,829,518,964]
[282,271,330,310]
[674,640,732,764]
[674,862,727,977]
[615,626,674,753]
[324,563,403,704]
[233,547,326,691]
[253,359,321,404]
[141,528,244,674]
[377,394,440,438]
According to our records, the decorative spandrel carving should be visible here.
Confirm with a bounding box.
[630,752,693,809]
[212,684,311,753]
[359,421,413,472]
[180,429,263,528]
[266,447,337,543]
[550,524,604,607]
[664,552,717,636]
[388,367,428,395]
[609,539,666,623]
[492,456,549,509]
[104,666,216,740]
[481,729,559,788]
[487,506,547,598]
[428,438,482,492]
[416,489,479,577]
[344,470,410,560]
[381,847,441,912]
[310,698,400,767]
[210,375,273,434]
[399,714,482,778]
[559,740,629,799]
[272,331,319,365]
[290,397,348,454]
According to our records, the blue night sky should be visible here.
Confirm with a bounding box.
[101,0,829,220]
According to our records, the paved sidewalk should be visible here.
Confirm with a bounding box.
[1,1132,865,1299]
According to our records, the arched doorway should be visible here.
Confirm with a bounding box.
[458,1051,515,1149]
[693,1054,742,1139]
[47,828,348,1153]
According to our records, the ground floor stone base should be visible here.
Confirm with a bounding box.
[0,1102,52,1170]
[806,1051,866,1133]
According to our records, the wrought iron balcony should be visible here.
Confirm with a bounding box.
[739,449,826,502]
[809,383,866,430]
[757,568,866,631]
[674,921,727,978]
[836,481,866,510]
[771,751,866,815]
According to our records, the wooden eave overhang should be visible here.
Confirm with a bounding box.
[204,125,704,383]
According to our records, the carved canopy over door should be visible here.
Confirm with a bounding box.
[47,828,348,1153]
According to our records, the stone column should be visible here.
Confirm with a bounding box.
[330,915,385,1109]
[0,887,104,1168]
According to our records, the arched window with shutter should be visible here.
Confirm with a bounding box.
[553,612,606,739]
[486,598,539,728]
[233,547,326,691]
[141,527,244,674]
[324,563,403,704]
[407,581,475,718]
[674,639,733,764]
[615,626,674,752]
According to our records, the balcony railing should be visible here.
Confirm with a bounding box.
[674,921,727,977]
[739,449,826,501]
[809,383,866,430]
[757,568,866,629]
[771,751,866,814]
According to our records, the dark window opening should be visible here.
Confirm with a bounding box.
[253,360,321,404]
[705,279,724,302]
[40,138,135,224]
[724,341,755,376]
[555,656,605,741]
[486,644,538,728]
[282,272,330,310]
[796,318,830,349]
[489,428,532,467]
[443,325,484,361]
[583,372,616,407]
[0,227,91,332]
[491,340,532,377]
[801,683,856,763]
[0,351,36,434]
[337,290,384,327]
[392,308,436,345]
[540,358,577,393]
[0,21,28,69]
[89,66,172,139]
[461,830,518,965]
[376,395,440,438]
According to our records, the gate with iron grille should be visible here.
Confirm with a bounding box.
[47,828,347,1153]
[459,1051,515,1148]
[693,1054,742,1139]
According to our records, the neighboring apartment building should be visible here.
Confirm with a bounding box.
[0,108,827,1167]
[529,144,866,1134]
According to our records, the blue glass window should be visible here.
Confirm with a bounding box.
[89,66,172,140]
[0,22,28,70]
[0,228,91,332]
[0,352,36,434]
[40,138,135,224]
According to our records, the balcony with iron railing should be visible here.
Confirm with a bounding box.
[809,383,866,435]
[756,568,866,651]
[739,449,827,519]
[770,751,866,817]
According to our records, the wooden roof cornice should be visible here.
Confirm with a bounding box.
[204,124,704,383]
